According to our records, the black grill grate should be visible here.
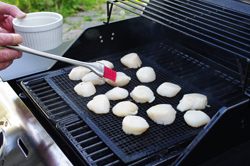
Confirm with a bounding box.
[21,78,77,121]
[57,116,122,166]
[43,56,223,163]
[143,43,249,106]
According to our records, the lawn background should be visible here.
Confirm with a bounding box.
[2,0,107,18]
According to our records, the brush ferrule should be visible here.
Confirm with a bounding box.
[86,62,105,77]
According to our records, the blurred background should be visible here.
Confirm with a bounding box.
[3,0,137,41]
[2,0,107,18]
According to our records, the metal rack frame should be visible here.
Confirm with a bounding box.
[105,0,250,97]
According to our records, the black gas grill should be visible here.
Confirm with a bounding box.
[20,52,224,163]
[8,0,250,165]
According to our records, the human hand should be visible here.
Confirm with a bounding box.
[0,1,26,70]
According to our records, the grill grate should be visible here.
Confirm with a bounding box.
[107,0,250,96]
[21,78,77,122]
[143,43,249,106]
[41,56,223,163]
[57,116,122,166]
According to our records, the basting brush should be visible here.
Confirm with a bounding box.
[5,45,117,82]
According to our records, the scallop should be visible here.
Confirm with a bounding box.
[122,115,149,135]
[81,72,105,85]
[130,85,155,103]
[184,110,211,128]
[68,66,90,81]
[136,66,156,83]
[105,87,129,100]
[96,60,114,69]
[106,72,131,87]
[120,53,142,68]
[87,94,110,114]
[177,93,207,112]
[74,82,96,97]
[157,82,181,97]
[112,101,138,117]
[147,104,176,125]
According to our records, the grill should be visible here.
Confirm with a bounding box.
[21,53,223,163]
[6,0,250,165]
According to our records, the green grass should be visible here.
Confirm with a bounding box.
[2,0,107,18]
[84,16,93,21]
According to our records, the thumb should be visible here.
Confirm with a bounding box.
[0,33,22,46]
[0,2,26,19]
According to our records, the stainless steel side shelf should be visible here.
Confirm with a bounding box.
[0,81,73,166]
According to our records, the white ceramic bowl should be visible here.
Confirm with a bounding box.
[13,12,63,51]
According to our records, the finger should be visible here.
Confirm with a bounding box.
[11,34,22,45]
[0,60,13,70]
[0,48,22,62]
[0,15,15,33]
[0,33,22,46]
[0,2,26,19]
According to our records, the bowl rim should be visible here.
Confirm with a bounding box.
[13,12,63,32]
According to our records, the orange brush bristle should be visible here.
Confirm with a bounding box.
[103,66,117,82]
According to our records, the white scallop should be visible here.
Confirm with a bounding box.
[136,66,156,83]
[120,53,142,69]
[81,72,105,85]
[122,115,149,135]
[157,82,181,97]
[130,85,155,103]
[112,101,138,117]
[74,82,96,97]
[177,93,207,112]
[106,72,131,87]
[147,104,176,125]
[87,94,110,114]
[105,87,129,100]
[68,66,90,81]
[184,110,211,128]
[96,60,114,69]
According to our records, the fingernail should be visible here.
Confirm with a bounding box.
[0,27,2,32]
[16,12,26,19]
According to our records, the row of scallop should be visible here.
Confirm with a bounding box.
[68,53,211,135]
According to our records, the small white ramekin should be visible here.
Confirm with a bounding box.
[13,12,63,51]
